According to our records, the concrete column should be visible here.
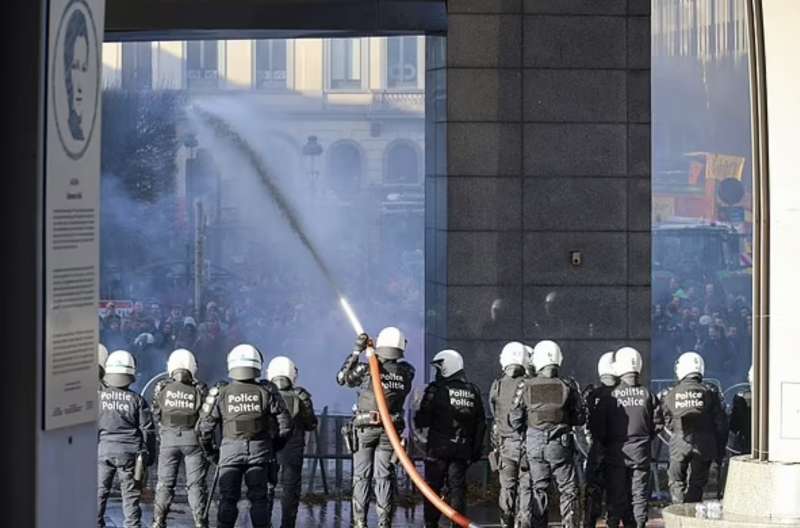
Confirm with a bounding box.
[425,0,651,392]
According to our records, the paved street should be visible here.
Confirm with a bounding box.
[103,497,666,527]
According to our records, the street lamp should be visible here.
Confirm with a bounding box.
[302,135,323,196]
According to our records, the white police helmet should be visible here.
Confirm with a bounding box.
[532,340,563,371]
[499,341,527,369]
[675,351,705,380]
[597,351,616,378]
[227,344,263,381]
[267,356,298,385]
[614,347,643,376]
[105,350,137,388]
[98,343,109,368]
[747,365,753,385]
[375,326,407,360]
[167,348,198,378]
[431,349,464,378]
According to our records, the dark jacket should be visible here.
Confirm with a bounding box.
[196,379,291,466]
[593,374,662,467]
[661,375,728,461]
[337,352,415,420]
[415,371,486,461]
[98,385,156,461]
[152,375,207,447]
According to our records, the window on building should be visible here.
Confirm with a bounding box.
[329,38,362,90]
[254,40,287,90]
[385,142,419,184]
[121,42,152,90]
[186,41,219,89]
[387,36,418,89]
[328,143,362,198]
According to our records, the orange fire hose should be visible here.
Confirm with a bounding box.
[368,354,482,528]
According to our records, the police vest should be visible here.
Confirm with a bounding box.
[158,380,202,428]
[357,360,413,415]
[668,379,715,435]
[491,374,526,437]
[524,377,570,427]
[220,383,270,439]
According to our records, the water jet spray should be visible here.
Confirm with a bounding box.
[194,106,481,527]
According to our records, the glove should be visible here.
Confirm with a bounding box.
[354,333,369,353]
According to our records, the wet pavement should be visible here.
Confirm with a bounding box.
[103,497,666,527]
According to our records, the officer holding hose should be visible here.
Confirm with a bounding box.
[337,327,415,528]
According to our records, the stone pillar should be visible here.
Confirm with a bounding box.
[425,0,651,393]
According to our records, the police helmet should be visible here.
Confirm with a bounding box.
[532,340,563,372]
[227,343,263,381]
[98,343,109,368]
[104,350,137,388]
[499,341,527,369]
[267,356,298,385]
[167,348,198,378]
[675,351,705,380]
[374,326,406,360]
[597,351,616,378]
[431,349,464,378]
[614,346,643,376]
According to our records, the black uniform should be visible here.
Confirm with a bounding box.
[728,387,751,455]
[273,376,318,528]
[415,370,486,528]
[511,369,585,528]
[489,367,532,528]
[196,379,292,528]
[592,374,661,528]
[97,384,156,528]
[582,377,616,528]
[151,373,209,528]
[337,350,415,528]
[661,375,728,503]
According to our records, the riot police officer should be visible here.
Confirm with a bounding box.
[197,344,292,528]
[582,351,617,528]
[511,340,584,528]
[151,349,209,528]
[98,350,156,528]
[415,349,486,528]
[336,327,415,528]
[593,347,661,528]
[266,356,318,528]
[661,351,728,503]
[728,366,752,455]
[489,341,533,528]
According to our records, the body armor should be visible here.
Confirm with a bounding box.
[524,377,570,428]
[219,383,270,440]
[157,380,202,428]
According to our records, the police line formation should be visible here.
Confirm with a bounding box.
[97,327,752,528]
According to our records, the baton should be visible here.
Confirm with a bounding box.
[204,463,220,522]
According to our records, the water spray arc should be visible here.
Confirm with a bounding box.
[194,108,480,526]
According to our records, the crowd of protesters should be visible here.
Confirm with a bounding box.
[652,277,752,388]
[99,267,424,396]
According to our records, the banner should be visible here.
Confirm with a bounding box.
[44,0,105,430]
